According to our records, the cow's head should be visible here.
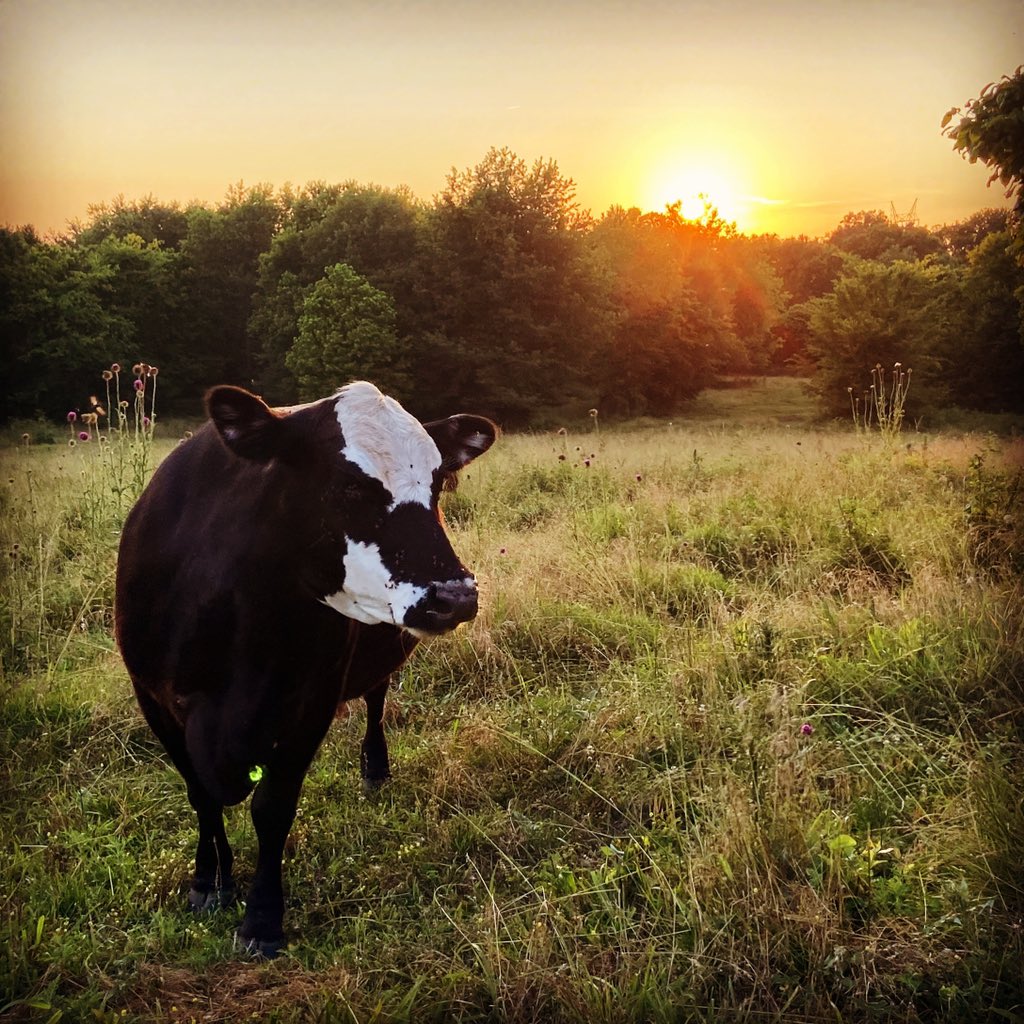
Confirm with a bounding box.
[206,382,497,636]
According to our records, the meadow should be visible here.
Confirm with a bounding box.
[1,378,1022,1023]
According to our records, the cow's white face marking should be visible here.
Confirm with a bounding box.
[321,539,428,628]
[333,381,441,510]
[320,382,448,630]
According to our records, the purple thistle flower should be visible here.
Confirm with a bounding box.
[66,411,77,422]
[133,379,145,392]
[143,416,151,427]
[78,431,90,442]
[800,722,814,736]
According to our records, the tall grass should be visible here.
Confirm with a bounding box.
[1,364,162,683]
[2,381,1022,1022]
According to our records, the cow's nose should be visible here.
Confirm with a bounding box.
[422,578,478,630]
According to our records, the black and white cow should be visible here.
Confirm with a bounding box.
[115,382,496,956]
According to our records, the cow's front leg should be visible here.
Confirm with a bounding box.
[360,681,390,794]
[235,763,303,958]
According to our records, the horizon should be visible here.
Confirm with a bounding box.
[1,0,1021,240]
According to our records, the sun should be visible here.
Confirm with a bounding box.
[643,158,748,228]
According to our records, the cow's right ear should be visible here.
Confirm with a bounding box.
[206,386,284,462]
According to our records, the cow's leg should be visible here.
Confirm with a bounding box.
[235,713,335,958]
[133,688,236,912]
[361,680,391,794]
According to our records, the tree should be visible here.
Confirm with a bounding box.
[591,205,729,414]
[936,208,1011,260]
[803,258,957,418]
[756,235,845,369]
[944,66,1024,218]
[285,263,407,401]
[250,183,425,403]
[418,147,615,424]
[182,183,283,388]
[71,194,191,249]
[956,231,1024,411]
[83,234,198,408]
[828,210,944,263]
[0,228,129,420]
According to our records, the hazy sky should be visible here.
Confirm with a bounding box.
[1,0,1020,238]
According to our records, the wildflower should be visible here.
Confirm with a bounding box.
[102,370,114,381]
[143,416,151,427]
[556,427,567,436]
[110,363,121,373]
[132,363,143,375]
[66,411,77,422]
[21,432,29,442]
[583,459,591,468]
[149,365,160,377]
[800,722,814,736]
[558,454,566,461]
[635,473,643,482]
[588,409,598,418]
[78,431,90,442]
[133,379,145,392]
[68,439,76,447]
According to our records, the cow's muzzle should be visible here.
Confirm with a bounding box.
[406,578,478,633]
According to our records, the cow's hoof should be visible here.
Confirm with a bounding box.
[361,775,390,798]
[189,885,237,913]
[234,931,285,959]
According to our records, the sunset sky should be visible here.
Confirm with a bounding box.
[1,0,1021,239]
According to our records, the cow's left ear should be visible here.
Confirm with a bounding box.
[206,386,286,462]
[423,414,498,472]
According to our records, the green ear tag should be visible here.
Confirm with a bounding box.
[248,764,264,783]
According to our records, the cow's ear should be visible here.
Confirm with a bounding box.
[206,386,284,462]
[423,414,498,472]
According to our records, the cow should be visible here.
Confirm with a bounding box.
[115,381,497,957]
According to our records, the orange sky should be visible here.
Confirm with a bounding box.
[1,0,1020,239]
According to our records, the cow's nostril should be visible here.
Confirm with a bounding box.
[424,579,478,627]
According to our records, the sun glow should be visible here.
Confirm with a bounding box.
[643,157,751,230]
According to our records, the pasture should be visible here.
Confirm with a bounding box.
[2,379,1022,1023]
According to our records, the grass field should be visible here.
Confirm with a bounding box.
[2,378,1023,1022]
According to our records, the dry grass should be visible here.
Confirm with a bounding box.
[2,383,1023,1022]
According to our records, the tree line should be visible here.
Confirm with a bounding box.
[3,146,1022,429]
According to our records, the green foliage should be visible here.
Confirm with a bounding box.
[803,258,956,418]
[286,263,407,400]
[250,183,425,404]
[944,65,1024,216]
[417,147,616,424]
[180,183,283,387]
[828,209,945,263]
[70,193,191,249]
[956,231,1024,411]
[0,228,130,420]
[2,152,1021,429]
